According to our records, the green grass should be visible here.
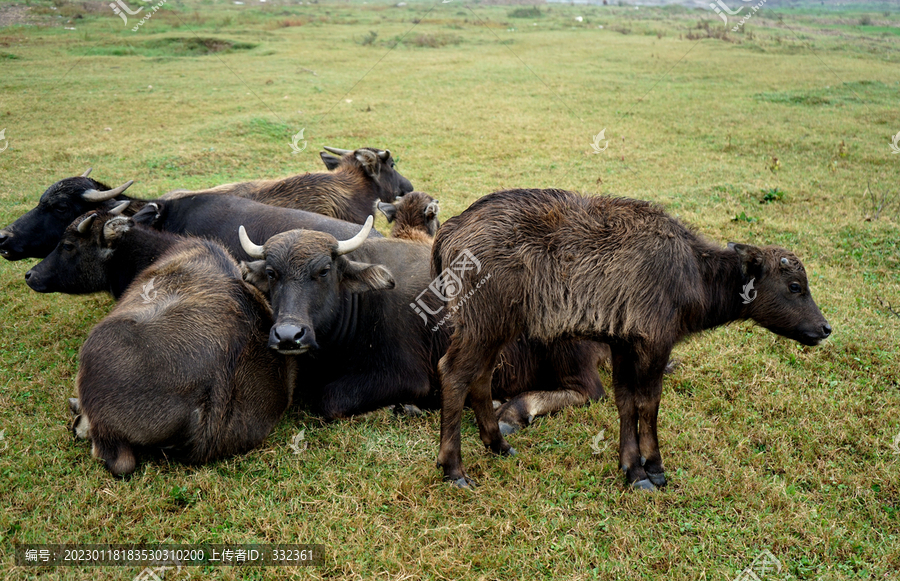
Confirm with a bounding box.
[1,0,899,579]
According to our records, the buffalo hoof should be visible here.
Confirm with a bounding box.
[448,476,476,489]
[664,358,679,375]
[392,403,423,417]
[647,471,667,488]
[498,421,520,437]
[631,479,657,492]
[501,446,517,457]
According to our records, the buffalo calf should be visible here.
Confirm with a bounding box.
[433,189,831,490]
[377,191,441,243]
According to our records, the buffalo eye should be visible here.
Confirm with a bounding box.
[62,242,76,252]
[265,268,277,281]
[317,267,331,279]
[789,282,802,293]
[54,203,71,214]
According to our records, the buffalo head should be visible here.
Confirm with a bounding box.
[321,147,414,202]
[25,203,131,295]
[0,169,134,260]
[240,216,395,354]
[731,243,832,346]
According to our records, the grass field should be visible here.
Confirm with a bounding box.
[0,0,899,579]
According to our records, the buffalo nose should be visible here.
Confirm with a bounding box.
[24,270,32,282]
[270,324,315,351]
[822,323,832,337]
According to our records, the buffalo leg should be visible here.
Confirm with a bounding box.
[611,347,652,490]
[437,329,508,487]
[91,436,136,477]
[636,352,670,488]
[496,339,606,434]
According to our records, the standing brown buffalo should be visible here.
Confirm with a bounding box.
[238,218,608,428]
[70,217,293,476]
[433,189,831,490]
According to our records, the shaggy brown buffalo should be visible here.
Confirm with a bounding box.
[238,219,608,427]
[432,189,831,490]
[68,217,293,476]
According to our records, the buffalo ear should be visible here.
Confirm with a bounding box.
[342,260,395,294]
[424,200,440,222]
[102,216,133,244]
[240,260,269,293]
[320,152,342,170]
[355,149,380,178]
[376,201,397,222]
[730,242,765,280]
[132,202,161,227]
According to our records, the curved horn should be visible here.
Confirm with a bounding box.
[82,180,134,202]
[76,214,96,235]
[238,226,266,259]
[81,167,92,178]
[109,200,130,216]
[323,146,352,155]
[335,215,373,256]
[377,149,390,161]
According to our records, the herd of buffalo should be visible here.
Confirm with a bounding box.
[0,146,831,491]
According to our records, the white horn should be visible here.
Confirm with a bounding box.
[108,200,130,215]
[323,146,352,155]
[76,214,96,235]
[82,180,134,202]
[238,226,266,259]
[377,149,390,161]
[81,168,92,178]
[335,215,373,256]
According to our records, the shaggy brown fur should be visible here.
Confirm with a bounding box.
[163,148,413,224]
[73,231,293,476]
[377,191,441,243]
[432,189,831,489]
[240,224,608,429]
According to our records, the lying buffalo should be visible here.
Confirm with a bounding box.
[164,147,413,224]
[130,194,382,262]
[68,214,293,475]
[238,218,608,431]
[377,191,441,243]
[0,169,135,261]
[432,189,832,490]
[0,147,405,260]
